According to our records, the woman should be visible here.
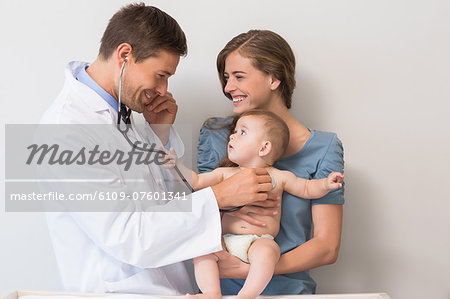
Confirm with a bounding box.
[197,30,344,295]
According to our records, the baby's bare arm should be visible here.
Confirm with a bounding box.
[172,162,226,190]
[195,169,227,190]
[278,170,343,199]
[160,147,225,190]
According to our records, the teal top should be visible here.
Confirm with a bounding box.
[197,117,345,295]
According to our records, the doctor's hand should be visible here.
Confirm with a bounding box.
[143,91,178,125]
[211,168,273,209]
[143,92,177,145]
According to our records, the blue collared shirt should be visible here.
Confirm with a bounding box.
[75,65,119,112]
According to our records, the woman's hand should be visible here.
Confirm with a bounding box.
[228,195,281,227]
[214,250,250,279]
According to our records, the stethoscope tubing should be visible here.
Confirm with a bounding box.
[118,125,194,193]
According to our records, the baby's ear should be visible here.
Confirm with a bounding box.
[259,141,272,158]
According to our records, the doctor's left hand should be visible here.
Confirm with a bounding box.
[143,91,178,125]
[144,92,177,145]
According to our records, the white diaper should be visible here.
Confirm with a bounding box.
[223,233,274,263]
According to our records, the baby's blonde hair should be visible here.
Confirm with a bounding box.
[239,110,290,164]
[218,110,289,167]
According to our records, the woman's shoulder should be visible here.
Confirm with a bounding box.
[307,129,343,154]
[203,116,234,129]
[197,116,234,173]
[277,129,343,172]
[309,129,344,173]
[310,129,340,144]
[199,116,234,144]
[202,116,234,129]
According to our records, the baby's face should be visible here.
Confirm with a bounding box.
[227,116,267,166]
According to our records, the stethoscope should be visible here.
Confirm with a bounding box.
[116,57,242,213]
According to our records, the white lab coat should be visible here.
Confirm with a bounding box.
[41,61,222,294]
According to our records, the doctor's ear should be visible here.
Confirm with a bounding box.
[116,43,133,65]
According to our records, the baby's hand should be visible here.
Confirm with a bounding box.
[326,172,344,190]
[158,146,178,169]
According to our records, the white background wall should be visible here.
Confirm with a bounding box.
[1,1,449,298]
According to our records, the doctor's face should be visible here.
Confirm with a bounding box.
[120,50,180,113]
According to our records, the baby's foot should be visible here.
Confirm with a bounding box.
[185,293,222,299]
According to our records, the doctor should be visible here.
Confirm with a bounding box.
[41,3,276,295]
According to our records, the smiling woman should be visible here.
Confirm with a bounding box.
[198,29,344,295]
[222,51,281,114]
[217,30,296,114]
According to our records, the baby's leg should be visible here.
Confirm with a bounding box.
[237,238,280,299]
[186,253,221,299]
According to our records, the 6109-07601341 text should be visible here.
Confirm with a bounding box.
[9,191,188,201]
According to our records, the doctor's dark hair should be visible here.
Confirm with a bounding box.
[99,3,187,62]
[217,30,296,109]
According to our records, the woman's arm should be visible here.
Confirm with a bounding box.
[274,204,342,274]
[273,133,345,273]
[216,204,342,278]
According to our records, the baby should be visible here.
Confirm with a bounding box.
[162,110,343,299]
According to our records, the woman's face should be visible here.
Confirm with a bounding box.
[223,51,278,114]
